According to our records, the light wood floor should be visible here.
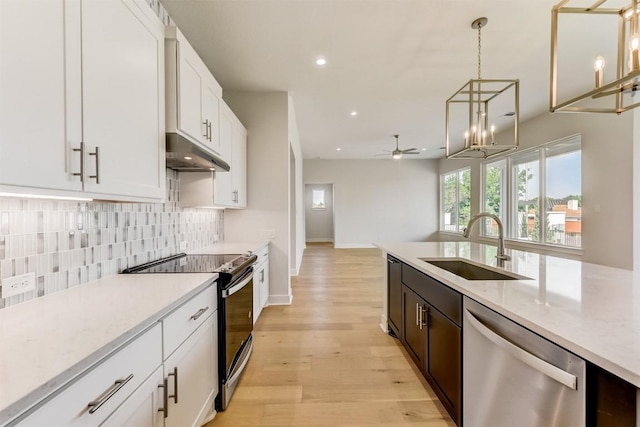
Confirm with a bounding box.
[206,243,455,427]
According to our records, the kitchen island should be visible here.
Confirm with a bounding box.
[375,241,640,389]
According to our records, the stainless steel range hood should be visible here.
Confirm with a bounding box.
[165,133,230,172]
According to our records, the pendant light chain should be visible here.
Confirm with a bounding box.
[477,23,482,80]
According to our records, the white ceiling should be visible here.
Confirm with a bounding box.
[161,0,561,160]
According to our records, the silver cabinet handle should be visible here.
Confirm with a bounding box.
[260,269,264,283]
[89,146,100,184]
[158,377,168,418]
[203,119,209,139]
[387,258,397,264]
[464,308,578,390]
[168,367,178,404]
[416,303,420,327]
[207,121,212,141]
[190,306,209,321]
[72,142,85,182]
[87,374,134,414]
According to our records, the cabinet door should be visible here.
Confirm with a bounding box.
[81,0,164,200]
[402,285,426,371]
[387,256,402,339]
[214,107,234,206]
[231,122,247,208]
[259,261,269,309]
[177,44,206,145]
[202,84,221,155]
[0,0,82,193]
[427,306,461,421]
[102,366,164,427]
[164,313,218,427]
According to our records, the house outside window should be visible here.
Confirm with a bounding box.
[480,135,581,249]
[441,168,471,233]
[312,189,326,209]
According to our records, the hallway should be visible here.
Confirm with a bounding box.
[207,243,454,426]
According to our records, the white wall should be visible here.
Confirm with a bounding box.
[305,184,334,242]
[288,96,305,276]
[304,159,440,247]
[440,111,633,270]
[223,91,292,305]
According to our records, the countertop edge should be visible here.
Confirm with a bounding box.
[376,243,640,388]
[0,275,217,426]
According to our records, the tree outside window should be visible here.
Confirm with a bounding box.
[312,189,326,209]
[441,168,470,233]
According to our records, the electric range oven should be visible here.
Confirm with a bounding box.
[122,252,257,411]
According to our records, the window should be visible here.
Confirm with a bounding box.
[441,168,470,233]
[312,189,326,209]
[480,135,581,248]
[482,159,506,237]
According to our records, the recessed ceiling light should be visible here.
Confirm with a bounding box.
[350,111,358,116]
[421,148,427,151]
[315,57,327,66]
[184,156,193,160]
[336,148,341,151]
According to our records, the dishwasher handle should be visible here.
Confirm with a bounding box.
[464,308,577,390]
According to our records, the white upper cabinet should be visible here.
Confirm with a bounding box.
[165,27,226,162]
[0,0,165,201]
[231,120,247,208]
[0,0,81,193]
[81,0,165,200]
[213,103,246,208]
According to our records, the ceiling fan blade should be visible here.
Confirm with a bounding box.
[403,152,419,155]
[401,148,419,153]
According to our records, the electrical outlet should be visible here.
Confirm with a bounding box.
[179,241,187,251]
[259,228,276,239]
[1,272,36,298]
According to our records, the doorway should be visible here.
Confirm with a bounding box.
[305,184,335,244]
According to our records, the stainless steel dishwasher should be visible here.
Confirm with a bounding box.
[463,297,585,427]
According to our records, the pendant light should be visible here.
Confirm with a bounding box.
[445,17,520,159]
[550,0,640,114]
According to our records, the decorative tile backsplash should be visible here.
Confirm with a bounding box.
[0,170,223,308]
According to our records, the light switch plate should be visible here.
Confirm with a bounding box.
[1,272,36,298]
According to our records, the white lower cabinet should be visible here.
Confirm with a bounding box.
[101,366,165,427]
[13,285,218,427]
[163,314,218,427]
[253,245,269,324]
[18,324,162,426]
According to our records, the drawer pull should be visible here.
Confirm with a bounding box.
[158,377,168,418]
[190,306,209,321]
[168,367,179,403]
[87,374,134,414]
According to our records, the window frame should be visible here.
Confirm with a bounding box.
[311,189,326,210]
[440,166,471,234]
[479,134,582,251]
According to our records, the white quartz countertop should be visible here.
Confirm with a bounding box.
[375,241,640,388]
[0,272,217,425]
[188,241,268,255]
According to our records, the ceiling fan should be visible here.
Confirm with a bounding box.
[376,135,419,159]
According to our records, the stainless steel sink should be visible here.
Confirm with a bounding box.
[419,258,530,281]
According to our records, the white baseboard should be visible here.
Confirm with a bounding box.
[268,293,293,305]
[379,314,388,333]
[334,243,375,248]
[305,238,334,243]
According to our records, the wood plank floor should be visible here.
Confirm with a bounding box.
[206,243,455,427]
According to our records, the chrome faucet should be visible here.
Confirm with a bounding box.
[463,213,511,263]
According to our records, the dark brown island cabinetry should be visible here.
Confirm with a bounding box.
[387,259,461,425]
[386,255,403,339]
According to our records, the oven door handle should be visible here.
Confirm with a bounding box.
[221,271,253,298]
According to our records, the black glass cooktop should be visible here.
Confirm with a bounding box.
[123,253,241,274]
